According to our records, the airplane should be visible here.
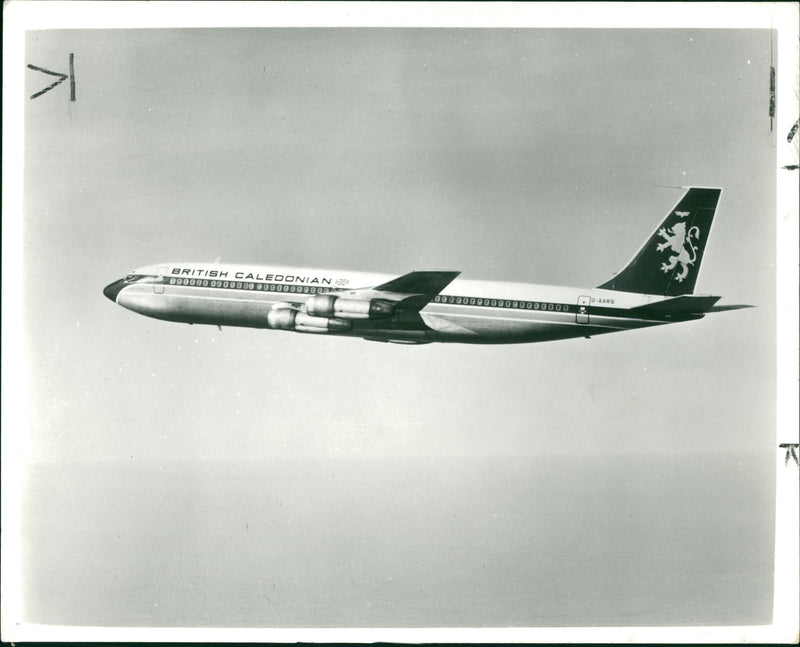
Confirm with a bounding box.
[103,187,751,345]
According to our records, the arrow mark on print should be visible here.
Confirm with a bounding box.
[28,53,76,101]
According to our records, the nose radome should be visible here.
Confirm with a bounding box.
[103,279,126,302]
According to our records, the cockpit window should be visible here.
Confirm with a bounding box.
[124,274,159,283]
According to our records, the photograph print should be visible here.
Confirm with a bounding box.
[3,2,798,643]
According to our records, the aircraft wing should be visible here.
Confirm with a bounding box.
[325,270,460,311]
[373,270,460,295]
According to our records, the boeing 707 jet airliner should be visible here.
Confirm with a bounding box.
[104,187,750,345]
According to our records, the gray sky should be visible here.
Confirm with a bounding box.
[20,27,776,463]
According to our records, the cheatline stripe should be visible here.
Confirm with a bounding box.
[154,279,680,322]
[164,279,577,313]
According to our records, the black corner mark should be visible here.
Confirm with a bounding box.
[28,53,76,101]
[787,120,799,144]
[69,52,76,101]
[779,443,799,467]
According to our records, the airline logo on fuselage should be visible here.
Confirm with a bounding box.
[170,267,337,285]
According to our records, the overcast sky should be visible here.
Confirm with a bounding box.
[19,25,778,464]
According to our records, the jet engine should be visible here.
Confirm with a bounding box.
[267,305,351,333]
[306,294,394,320]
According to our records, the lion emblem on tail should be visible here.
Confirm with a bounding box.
[656,221,701,282]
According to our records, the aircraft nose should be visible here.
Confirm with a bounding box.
[103,278,126,302]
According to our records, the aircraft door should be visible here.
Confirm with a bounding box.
[576,295,590,324]
[154,267,168,294]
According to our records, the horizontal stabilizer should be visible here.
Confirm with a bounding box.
[631,295,721,315]
[706,304,755,312]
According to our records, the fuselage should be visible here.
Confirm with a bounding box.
[103,262,700,345]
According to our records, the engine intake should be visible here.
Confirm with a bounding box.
[267,306,351,333]
[306,295,394,319]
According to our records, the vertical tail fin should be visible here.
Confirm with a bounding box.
[598,187,722,296]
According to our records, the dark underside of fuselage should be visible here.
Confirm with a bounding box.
[127,306,637,344]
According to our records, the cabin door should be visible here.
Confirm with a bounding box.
[154,267,168,294]
[576,296,590,324]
